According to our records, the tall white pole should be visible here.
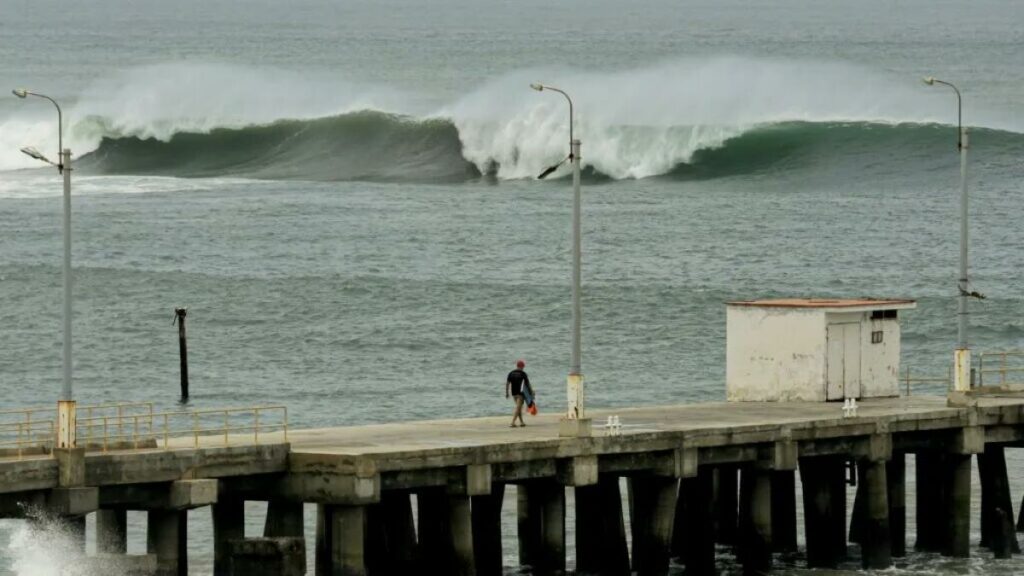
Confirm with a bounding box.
[57,147,76,448]
[568,138,584,420]
[954,126,970,391]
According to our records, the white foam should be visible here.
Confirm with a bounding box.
[1,515,85,576]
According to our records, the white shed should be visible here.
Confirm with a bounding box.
[726,298,916,402]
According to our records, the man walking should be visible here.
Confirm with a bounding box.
[505,359,534,427]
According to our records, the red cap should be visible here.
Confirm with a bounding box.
[516,359,525,369]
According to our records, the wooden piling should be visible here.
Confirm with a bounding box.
[173,307,189,401]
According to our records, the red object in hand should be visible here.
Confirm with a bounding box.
[527,404,538,416]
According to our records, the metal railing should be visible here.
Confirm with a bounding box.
[977,351,1024,387]
[76,406,288,452]
[0,402,154,459]
[901,366,952,396]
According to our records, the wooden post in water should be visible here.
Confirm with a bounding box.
[174,307,189,401]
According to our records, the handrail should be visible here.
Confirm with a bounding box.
[76,406,288,452]
[978,351,1024,387]
[901,366,952,396]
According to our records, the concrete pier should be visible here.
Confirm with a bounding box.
[4,396,1024,573]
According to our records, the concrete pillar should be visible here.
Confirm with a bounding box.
[628,476,678,576]
[860,460,892,569]
[329,505,367,576]
[994,508,1015,559]
[915,453,944,552]
[265,500,304,538]
[472,484,504,576]
[213,499,245,576]
[449,494,476,576]
[770,470,797,553]
[382,487,417,569]
[849,465,866,545]
[887,454,906,557]
[517,484,542,568]
[65,515,86,552]
[944,454,971,558]
[576,476,630,576]
[228,537,305,576]
[675,467,715,576]
[96,509,128,554]
[714,464,738,546]
[738,466,771,573]
[979,445,1019,554]
[147,509,187,576]
[517,481,565,574]
[800,457,845,568]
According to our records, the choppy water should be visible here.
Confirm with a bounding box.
[1,0,1022,573]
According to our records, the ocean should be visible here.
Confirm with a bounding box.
[0,0,1022,573]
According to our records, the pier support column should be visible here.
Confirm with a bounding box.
[576,476,630,576]
[318,504,367,576]
[265,500,304,538]
[979,444,1018,554]
[887,454,906,557]
[714,464,738,546]
[213,499,244,576]
[419,488,476,576]
[770,470,797,553]
[147,509,187,576]
[915,453,944,552]
[629,475,678,576]
[738,466,771,573]
[517,481,564,574]
[96,509,128,554]
[860,460,892,569]
[372,491,417,573]
[800,456,846,568]
[65,514,86,552]
[943,454,971,558]
[674,467,716,576]
[472,484,505,576]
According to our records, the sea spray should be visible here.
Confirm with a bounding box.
[1,510,86,576]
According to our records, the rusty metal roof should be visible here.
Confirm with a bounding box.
[727,298,916,309]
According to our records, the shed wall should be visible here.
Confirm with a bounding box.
[726,307,826,401]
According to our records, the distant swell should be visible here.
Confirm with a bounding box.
[76,113,1024,183]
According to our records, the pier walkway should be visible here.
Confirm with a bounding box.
[3,394,1024,575]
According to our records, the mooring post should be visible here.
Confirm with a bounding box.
[714,464,739,545]
[173,307,189,401]
[96,508,128,554]
[887,454,906,557]
[213,498,244,576]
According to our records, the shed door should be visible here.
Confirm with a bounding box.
[826,323,862,400]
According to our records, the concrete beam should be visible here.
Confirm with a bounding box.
[99,480,217,510]
[773,441,797,471]
[47,487,99,516]
[86,444,289,486]
[464,464,492,496]
[54,448,85,487]
[951,427,984,455]
[0,459,59,495]
[557,455,598,486]
[280,473,380,505]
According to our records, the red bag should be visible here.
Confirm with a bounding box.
[527,403,538,416]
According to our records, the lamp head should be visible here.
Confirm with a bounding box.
[529,83,544,92]
[922,77,936,86]
[19,146,52,164]
[12,88,28,98]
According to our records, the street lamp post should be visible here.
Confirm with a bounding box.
[923,77,973,392]
[531,83,591,437]
[12,88,76,447]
